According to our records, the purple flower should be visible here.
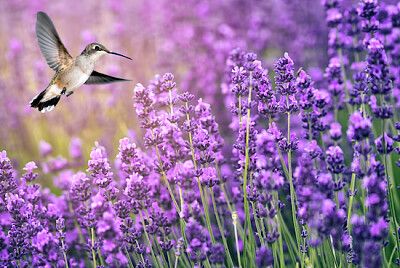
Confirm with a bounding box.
[329,122,342,141]
[70,137,82,159]
[22,162,38,182]
[199,167,219,188]
[358,0,379,20]
[255,245,273,267]
[274,53,297,96]
[124,173,150,209]
[346,111,372,141]
[39,141,52,158]
[326,8,343,27]
[185,218,210,263]
[374,133,394,154]
[209,243,225,264]
[326,146,345,174]
[87,148,113,188]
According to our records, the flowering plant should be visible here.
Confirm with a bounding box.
[2,0,400,268]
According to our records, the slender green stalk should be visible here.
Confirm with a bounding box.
[90,228,97,268]
[273,192,285,268]
[61,239,69,268]
[183,102,215,243]
[239,95,242,129]
[382,123,400,262]
[125,246,135,268]
[210,188,235,267]
[336,27,352,114]
[232,211,242,268]
[174,254,179,268]
[97,248,105,267]
[286,96,301,256]
[347,172,356,234]
[139,209,160,268]
[242,71,256,266]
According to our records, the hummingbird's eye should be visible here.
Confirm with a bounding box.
[94,46,100,51]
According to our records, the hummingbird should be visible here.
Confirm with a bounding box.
[30,11,132,113]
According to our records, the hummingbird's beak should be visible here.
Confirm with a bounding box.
[107,51,132,60]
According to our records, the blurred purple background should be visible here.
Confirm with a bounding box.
[0,0,330,172]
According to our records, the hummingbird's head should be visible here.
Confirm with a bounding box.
[82,43,132,63]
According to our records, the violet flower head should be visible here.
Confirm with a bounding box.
[369,95,393,119]
[326,146,345,174]
[22,161,38,182]
[346,110,373,142]
[87,148,113,188]
[161,73,176,92]
[199,167,219,188]
[70,172,92,202]
[304,140,324,160]
[255,245,274,267]
[185,218,210,263]
[374,133,394,154]
[366,38,392,96]
[117,137,149,176]
[39,141,52,158]
[70,137,82,159]
[255,69,273,101]
[274,53,297,96]
[124,173,151,209]
[326,8,343,27]
[329,122,342,141]
[133,83,160,130]
[358,0,379,20]
[0,150,17,195]
[209,243,225,264]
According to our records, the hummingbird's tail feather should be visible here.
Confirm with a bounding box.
[30,84,63,113]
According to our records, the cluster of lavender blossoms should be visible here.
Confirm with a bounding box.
[2,0,400,268]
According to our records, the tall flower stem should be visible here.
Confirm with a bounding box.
[347,171,356,234]
[242,71,256,266]
[210,187,235,267]
[125,246,135,268]
[381,120,400,262]
[184,104,215,244]
[273,192,285,268]
[151,128,181,215]
[251,201,264,245]
[139,209,160,268]
[232,211,242,268]
[268,115,289,179]
[286,96,301,257]
[61,239,69,268]
[336,27,352,114]
[90,227,97,268]
[216,161,246,241]
[145,209,169,267]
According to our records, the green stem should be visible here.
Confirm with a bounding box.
[125,246,135,268]
[139,209,160,268]
[210,188,235,267]
[90,228,97,268]
[286,107,301,256]
[239,95,242,129]
[242,71,256,266]
[184,104,215,244]
[274,192,285,268]
[232,211,242,268]
[61,239,69,268]
[347,171,356,235]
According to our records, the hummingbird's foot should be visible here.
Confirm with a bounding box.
[66,91,73,97]
[61,87,67,95]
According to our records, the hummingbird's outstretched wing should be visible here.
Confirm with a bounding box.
[36,11,73,71]
[85,71,132,84]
